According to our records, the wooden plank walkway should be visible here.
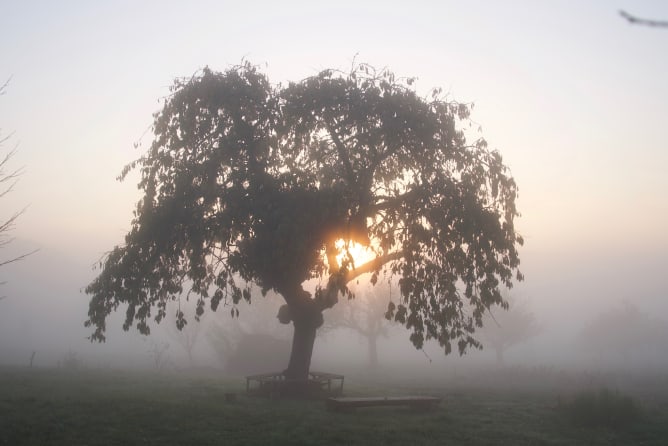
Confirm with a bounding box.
[326,396,441,412]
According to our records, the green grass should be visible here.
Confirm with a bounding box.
[558,388,641,429]
[1,366,667,445]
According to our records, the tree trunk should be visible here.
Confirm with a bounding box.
[277,284,325,396]
[284,319,318,384]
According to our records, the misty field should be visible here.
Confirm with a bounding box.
[2,366,668,445]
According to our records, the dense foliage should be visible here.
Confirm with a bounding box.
[86,62,522,359]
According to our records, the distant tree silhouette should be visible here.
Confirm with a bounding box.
[163,303,203,367]
[206,292,291,373]
[86,61,523,392]
[479,296,540,366]
[145,340,171,370]
[578,302,668,366]
[324,283,395,370]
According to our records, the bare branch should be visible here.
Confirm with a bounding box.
[0,248,38,268]
[1,78,37,277]
[0,77,11,95]
[620,10,668,28]
[0,207,27,235]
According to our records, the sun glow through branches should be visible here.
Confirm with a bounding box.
[334,239,377,270]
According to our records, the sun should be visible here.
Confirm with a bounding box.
[334,239,377,269]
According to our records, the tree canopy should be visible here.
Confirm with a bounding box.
[86,61,523,359]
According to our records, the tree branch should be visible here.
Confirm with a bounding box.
[344,250,403,284]
[368,187,423,213]
[325,122,355,180]
[325,242,340,276]
[620,10,668,28]
[0,248,38,268]
[316,250,403,312]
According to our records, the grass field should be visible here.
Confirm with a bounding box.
[1,366,667,445]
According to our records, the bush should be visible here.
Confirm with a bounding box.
[559,388,641,429]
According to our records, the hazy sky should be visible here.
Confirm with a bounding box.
[1,1,667,362]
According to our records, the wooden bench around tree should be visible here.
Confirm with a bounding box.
[245,372,285,396]
[246,371,344,397]
[326,396,441,412]
[307,371,345,395]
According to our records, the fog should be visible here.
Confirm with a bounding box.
[1,1,668,393]
[1,235,666,386]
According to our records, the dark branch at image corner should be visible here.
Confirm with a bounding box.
[619,10,668,28]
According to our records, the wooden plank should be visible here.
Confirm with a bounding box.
[326,396,441,412]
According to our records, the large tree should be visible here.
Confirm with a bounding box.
[86,62,523,387]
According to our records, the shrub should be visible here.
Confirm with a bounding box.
[559,388,641,429]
